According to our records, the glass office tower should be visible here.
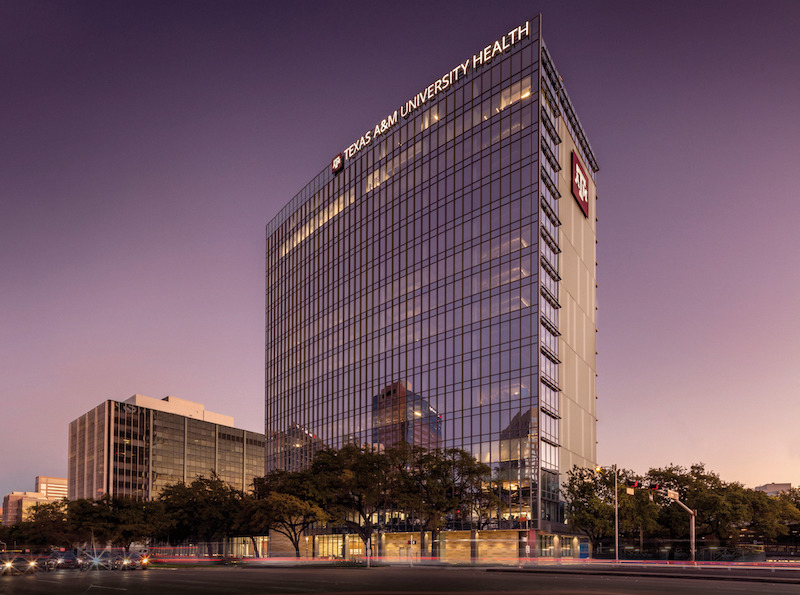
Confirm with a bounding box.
[266,15,597,532]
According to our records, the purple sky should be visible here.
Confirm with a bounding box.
[2,0,799,498]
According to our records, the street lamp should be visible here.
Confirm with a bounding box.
[595,464,618,563]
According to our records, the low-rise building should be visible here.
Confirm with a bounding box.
[2,476,68,526]
[68,395,264,500]
[35,476,68,500]
[754,483,792,497]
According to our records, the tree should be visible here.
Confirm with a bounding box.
[264,492,328,558]
[0,523,10,550]
[648,464,750,547]
[469,474,508,530]
[236,494,271,557]
[745,489,800,542]
[245,469,328,558]
[778,488,800,545]
[104,496,165,552]
[21,500,71,547]
[310,444,391,554]
[67,497,118,547]
[389,444,490,558]
[616,472,660,553]
[158,475,243,554]
[562,465,614,553]
[781,487,800,511]
[63,496,164,551]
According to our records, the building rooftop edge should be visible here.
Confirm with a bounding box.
[122,394,236,428]
[541,43,599,173]
[267,15,557,238]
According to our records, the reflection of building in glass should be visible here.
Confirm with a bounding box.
[68,395,264,500]
[372,381,442,450]
[497,407,535,509]
[265,15,597,534]
[266,422,323,471]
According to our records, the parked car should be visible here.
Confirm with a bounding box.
[77,553,90,570]
[0,556,38,575]
[78,551,122,571]
[48,552,80,570]
[119,552,149,570]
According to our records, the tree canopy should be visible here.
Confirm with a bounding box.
[388,443,491,557]
[309,444,392,552]
[157,474,242,551]
[563,463,800,558]
[6,454,799,562]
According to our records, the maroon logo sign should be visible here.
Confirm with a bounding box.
[331,153,344,175]
[571,151,589,218]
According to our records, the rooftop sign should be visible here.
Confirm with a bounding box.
[333,21,531,172]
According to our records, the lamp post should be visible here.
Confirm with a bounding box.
[595,464,618,562]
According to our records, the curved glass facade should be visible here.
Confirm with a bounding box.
[266,15,598,530]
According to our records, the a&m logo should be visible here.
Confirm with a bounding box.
[331,153,344,175]
[571,151,589,217]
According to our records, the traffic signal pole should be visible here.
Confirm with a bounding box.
[613,466,619,563]
[621,480,697,563]
[596,465,619,562]
[669,495,696,563]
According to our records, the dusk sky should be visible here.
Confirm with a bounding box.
[2,0,799,499]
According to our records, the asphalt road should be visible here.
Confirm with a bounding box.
[2,565,800,594]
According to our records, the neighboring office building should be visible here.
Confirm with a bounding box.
[35,476,68,500]
[2,492,44,526]
[2,477,67,526]
[265,13,598,541]
[755,483,792,497]
[68,395,265,500]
